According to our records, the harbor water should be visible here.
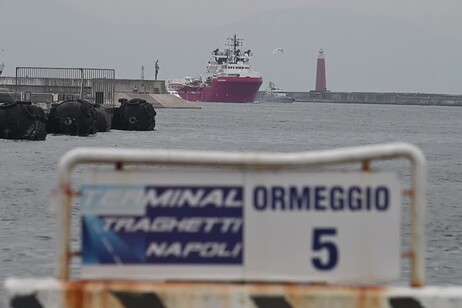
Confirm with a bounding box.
[0,102,461,297]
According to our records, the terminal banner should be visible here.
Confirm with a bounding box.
[81,170,401,283]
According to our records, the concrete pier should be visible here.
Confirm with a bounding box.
[0,76,199,109]
[113,92,200,109]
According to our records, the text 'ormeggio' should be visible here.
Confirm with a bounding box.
[253,185,390,212]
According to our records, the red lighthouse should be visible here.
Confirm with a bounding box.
[315,49,327,92]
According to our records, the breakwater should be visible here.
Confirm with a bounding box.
[287,91,462,107]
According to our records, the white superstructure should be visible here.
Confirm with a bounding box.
[206,34,260,78]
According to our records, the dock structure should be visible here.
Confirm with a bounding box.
[113,92,200,109]
[3,65,462,107]
[0,67,199,109]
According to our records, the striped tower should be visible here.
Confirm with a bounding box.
[315,49,327,92]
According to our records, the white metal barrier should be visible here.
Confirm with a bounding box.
[5,142,461,308]
[54,142,426,285]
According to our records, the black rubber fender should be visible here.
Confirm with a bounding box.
[0,101,47,140]
[111,98,156,131]
[95,107,111,132]
[46,99,97,136]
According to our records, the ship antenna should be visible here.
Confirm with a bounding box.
[233,34,237,58]
[231,34,244,63]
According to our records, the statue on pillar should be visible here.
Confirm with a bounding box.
[155,60,159,81]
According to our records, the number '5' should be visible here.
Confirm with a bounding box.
[312,228,338,270]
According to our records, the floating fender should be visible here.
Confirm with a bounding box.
[47,99,97,136]
[112,98,156,131]
[0,101,47,140]
[95,107,111,132]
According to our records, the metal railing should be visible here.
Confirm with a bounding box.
[55,142,426,287]
[15,67,115,104]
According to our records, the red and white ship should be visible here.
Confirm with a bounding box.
[168,34,263,103]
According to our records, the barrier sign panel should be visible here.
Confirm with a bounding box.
[81,170,401,282]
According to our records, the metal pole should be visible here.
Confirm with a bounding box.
[79,68,84,99]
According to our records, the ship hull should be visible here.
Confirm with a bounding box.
[178,77,263,103]
[177,90,203,102]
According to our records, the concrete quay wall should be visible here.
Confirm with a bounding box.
[0,76,198,109]
[96,79,167,94]
[288,91,462,106]
[0,77,165,97]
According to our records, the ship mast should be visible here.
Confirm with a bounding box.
[232,34,238,58]
[226,34,243,64]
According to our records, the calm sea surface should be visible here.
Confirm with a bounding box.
[0,102,461,296]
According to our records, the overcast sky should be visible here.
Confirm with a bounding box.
[57,0,462,39]
[2,0,462,94]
